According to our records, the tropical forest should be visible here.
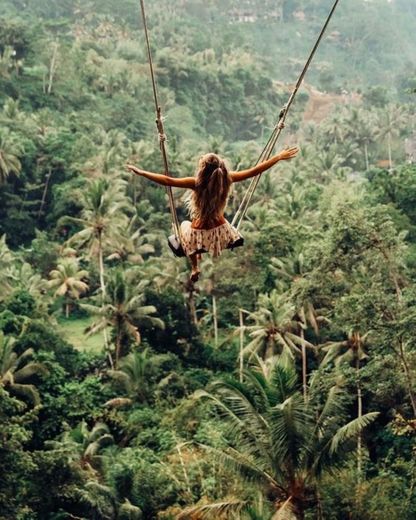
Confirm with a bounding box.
[1,0,416,518]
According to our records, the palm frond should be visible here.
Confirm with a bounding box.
[271,496,296,520]
[13,362,49,383]
[193,387,271,462]
[103,397,133,408]
[330,412,379,455]
[178,498,248,519]
[197,442,281,491]
[118,498,143,519]
[84,434,114,457]
[269,393,312,469]
[9,382,40,406]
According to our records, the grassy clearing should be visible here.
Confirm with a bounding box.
[58,317,104,353]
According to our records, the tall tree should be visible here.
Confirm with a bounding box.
[183,355,378,520]
[62,178,131,299]
[244,290,314,360]
[82,269,164,367]
[47,258,89,317]
[0,332,48,406]
[0,129,23,184]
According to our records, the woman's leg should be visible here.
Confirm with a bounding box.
[189,253,201,282]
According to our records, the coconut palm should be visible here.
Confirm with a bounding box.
[46,420,114,474]
[0,234,15,299]
[106,209,159,265]
[375,104,408,170]
[0,97,26,127]
[47,258,89,317]
[82,269,164,367]
[271,252,328,400]
[95,129,130,175]
[243,290,314,360]
[322,331,369,478]
[344,107,377,171]
[7,261,50,315]
[61,177,131,299]
[308,144,353,182]
[0,128,23,184]
[0,46,19,79]
[183,354,378,519]
[105,349,154,406]
[0,331,48,406]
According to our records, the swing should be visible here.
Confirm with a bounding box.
[167,233,245,258]
[139,0,341,259]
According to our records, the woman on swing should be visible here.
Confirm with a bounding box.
[127,146,299,282]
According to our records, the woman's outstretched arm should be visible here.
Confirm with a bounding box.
[230,147,299,183]
[126,164,196,189]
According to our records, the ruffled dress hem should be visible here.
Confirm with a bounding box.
[180,220,241,257]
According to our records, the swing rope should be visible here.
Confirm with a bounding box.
[231,0,341,231]
[139,0,182,243]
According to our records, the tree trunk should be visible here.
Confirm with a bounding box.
[387,133,393,171]
[98,232,106,298]
[98,231,112,367]
[316,486,323,520]
[301,328,307,402]
[356,357,363,480]
[65,301,70,319]
[47,42,59,95]
[291,498,305,520]
[115,331,122,369]
[38,167,52,220]
[239,309,244,383]
[212,295,218,348]
[364,142,369,171]
[397,338,416,417]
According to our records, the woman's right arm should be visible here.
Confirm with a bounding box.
[126,165,195,189]
[230,147,299,183]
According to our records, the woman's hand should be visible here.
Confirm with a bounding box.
[126,164,143,176]
[278,146,299,161]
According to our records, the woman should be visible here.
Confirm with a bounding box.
[127,146,299,281]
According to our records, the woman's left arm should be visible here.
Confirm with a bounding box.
[126,164,195,189]
[230,147,299,183]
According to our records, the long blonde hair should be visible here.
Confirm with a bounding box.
[189,153,231,225]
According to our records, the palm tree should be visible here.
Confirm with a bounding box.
[82,269,164,367]
[0,46,17,78]
[308,144,353,182]
[89,129,130,175]
[46,420,114,473]
[182,355,378,520]
[375,104,408,170]
[270,252,328,401]
[8,261,51,316]
[0,128,23,184]
[0,331,48,406]
[0,234,14,299]
[61,177,132,363]
[47,258,89,317]
[321,331,369,480]
[61,177,131,299]
[105,349,154,406]
[106,209,159,265]
[344,107,377,171]
[243,290,314,360]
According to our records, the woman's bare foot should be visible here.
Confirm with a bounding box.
[190,269,201,283]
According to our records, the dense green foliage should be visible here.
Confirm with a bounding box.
[0,0,416,518]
